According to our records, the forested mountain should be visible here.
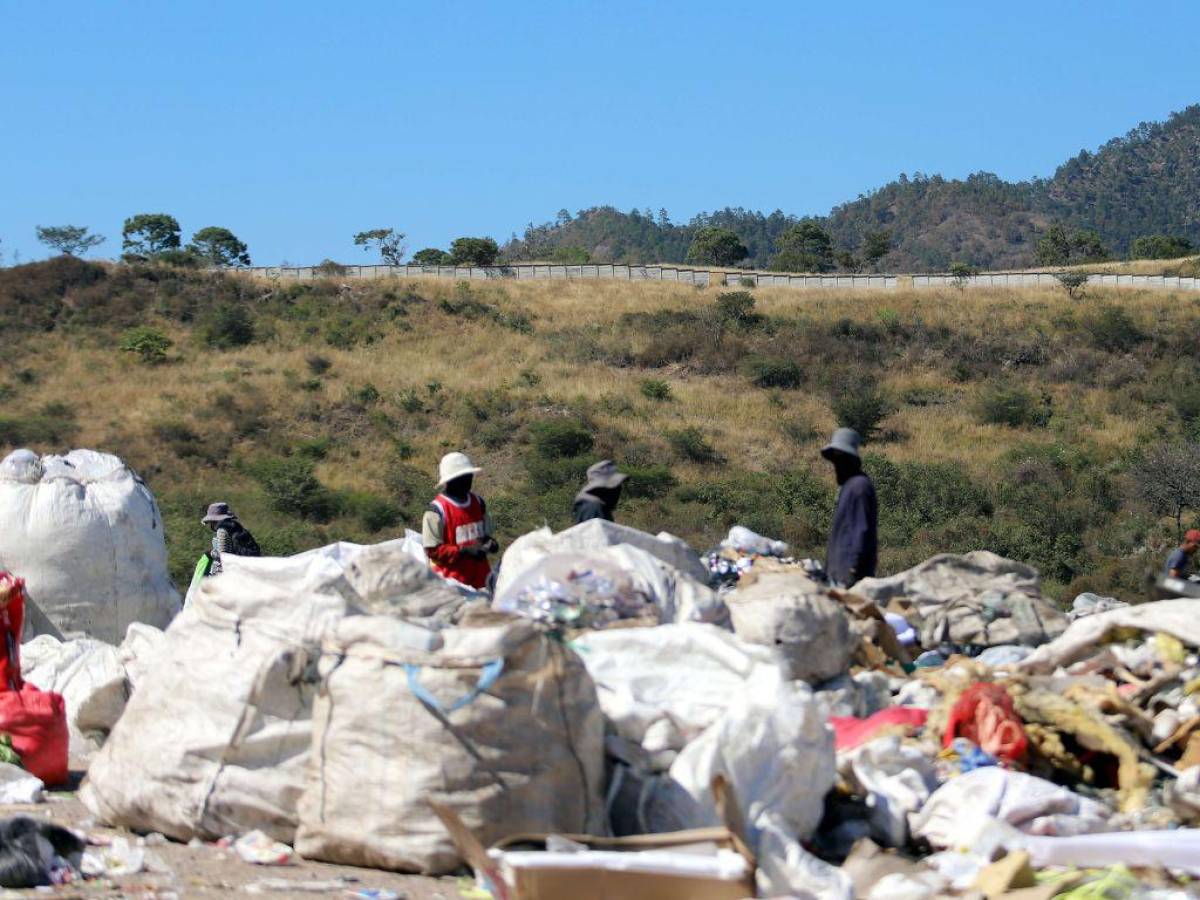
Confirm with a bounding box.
[502,105,1200,271]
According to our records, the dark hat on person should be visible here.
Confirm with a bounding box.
[201,502,235,525]
[584,459,628,490]
[821,427,862,461]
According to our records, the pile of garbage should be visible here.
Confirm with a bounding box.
[7,456,1200,896]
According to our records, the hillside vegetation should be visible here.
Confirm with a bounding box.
[1,257,1198,601]
[504,105,1200,272]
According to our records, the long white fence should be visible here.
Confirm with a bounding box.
[237,263,1200,292]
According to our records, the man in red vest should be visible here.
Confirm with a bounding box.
[422,452,499,589]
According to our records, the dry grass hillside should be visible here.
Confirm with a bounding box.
[1,257,1198,601]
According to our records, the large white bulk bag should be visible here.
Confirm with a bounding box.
[80,540,465,843]
[295,616,606,873]
[0,449,180,643]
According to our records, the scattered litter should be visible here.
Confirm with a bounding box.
[235,830,295,866]
[245,877,358,893]
[81,836,146,877]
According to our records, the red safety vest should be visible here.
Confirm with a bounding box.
[429,493,491,589]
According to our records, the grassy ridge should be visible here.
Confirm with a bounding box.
[0,257,1196,600]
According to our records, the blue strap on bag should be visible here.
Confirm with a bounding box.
[403,658,505,714]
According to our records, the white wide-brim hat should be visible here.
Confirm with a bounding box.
[437,451,482,488]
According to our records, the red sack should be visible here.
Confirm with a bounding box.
[830,707,929,752]
[0,685,69,785]
[944,682,1027,765]
[0,572,25,691]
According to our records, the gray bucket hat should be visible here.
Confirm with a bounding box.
[584,459,628,490]
[201,501,235,525]
[821,427,862,460]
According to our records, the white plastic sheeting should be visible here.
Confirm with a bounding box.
[22,635,128,757]
[912,767,1111,849]
[570,624,785,755]
[1020,598,1200,674]
[0,449,180,643]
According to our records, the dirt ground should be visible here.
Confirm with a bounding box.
[0,774,460,900]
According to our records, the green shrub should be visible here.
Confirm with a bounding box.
[1085,306,1145,353]
[738,277,756,289]
[323,313,376,349]
[976,382,1052,428]
[398,388,425,414]
[667,427,723,464]
[351,383,381,406]
[743,356,803,389]
[251,456,340,521]
[831,382,894,441]
[529,419,594,459]
[876,307,901,334]
[203,304,255,348]
[866,454,992,546]
[306,354,332,375]
[347,492,400,532]
[0,402,78,447]
[640,379,673,401]
[119,326,172,364]
[300,378,322,392]
[714,291,758,327]
[621,463,678,499]
[295,436,331,459]
[517,368,541,387]
[524,456,590,493]
[316,259,347,276]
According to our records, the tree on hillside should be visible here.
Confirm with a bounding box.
[353,228,406,266]
[1130,235,1194,260]
[771,221,834,272]
[686,227,748,267]
[1132,441,1200,539]
[862,229,893,268]
[188,226,251,267]
[122,213,181,258]
[411,247,451,266]
[1035,225,1109,266]
[35,225,105,257]
[448,237,500,266]
[550,246,590,264]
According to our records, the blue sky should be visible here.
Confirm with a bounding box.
[2,1,1198,265]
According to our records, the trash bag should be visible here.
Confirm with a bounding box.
[81,539,463,842]
[720,525,789,558]
[498,528,721,625]
[912,768,1112,849]
[853,551,1068,649]
[842,736,939,847]
[0,449,180,643]
[498,520,711,595]
[295,616,605,874]
[0,685,68,785]
[726,572,855,683]
[570,624,786,758]
[493,553,659,627]
[20,635,127,757]
[116,623,165,690]
[666,680,841,897]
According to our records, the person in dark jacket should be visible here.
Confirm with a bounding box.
[1165,529,1200,579]
[573,460,628,524]
[821,428,877,588]
[202,502,261,575]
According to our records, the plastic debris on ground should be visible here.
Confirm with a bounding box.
[235,830,296,865]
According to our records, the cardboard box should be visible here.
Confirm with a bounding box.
[433,778,756,900]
